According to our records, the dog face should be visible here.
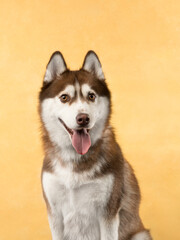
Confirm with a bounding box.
[39,51,111,158]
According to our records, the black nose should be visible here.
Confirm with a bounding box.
[76,113,90,126]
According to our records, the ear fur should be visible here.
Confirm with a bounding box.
[44,51,67,84]
[82,51,105,80]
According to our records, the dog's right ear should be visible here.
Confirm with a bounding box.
[43,51,67,84]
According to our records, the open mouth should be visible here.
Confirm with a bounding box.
[58,118,91,155]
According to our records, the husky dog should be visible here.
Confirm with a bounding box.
[39,51,152,240]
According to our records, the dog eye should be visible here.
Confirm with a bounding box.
[59,94,70,103]
[88,92,96,102]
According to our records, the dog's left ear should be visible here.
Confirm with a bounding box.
[82,51,105,80]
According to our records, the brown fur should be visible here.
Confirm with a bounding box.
[40,70,111,101]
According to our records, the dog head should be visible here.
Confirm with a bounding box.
[39,51,111,158]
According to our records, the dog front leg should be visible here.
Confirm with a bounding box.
[100,214,119,240]
[48,210,64,240]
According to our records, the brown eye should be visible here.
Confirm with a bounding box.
[60,94,70,103]
[88,92,96,102]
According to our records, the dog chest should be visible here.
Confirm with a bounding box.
[42,165,114,219]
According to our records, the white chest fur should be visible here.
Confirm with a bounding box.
[42,162,114,240]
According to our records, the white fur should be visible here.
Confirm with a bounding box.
[42,160,114,240]
[48,212,64,240]
[41,83,109,162]
[58,85,75,99]
[131,231,151,240]
[81,83,96,97]
[100,215,119,240]
[44,69,52,83]
[83,52,104,80]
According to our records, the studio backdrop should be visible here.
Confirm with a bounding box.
[0,1,180,239]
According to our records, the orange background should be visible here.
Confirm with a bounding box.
[0,0,180,239]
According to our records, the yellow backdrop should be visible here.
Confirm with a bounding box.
[0,0,180,239]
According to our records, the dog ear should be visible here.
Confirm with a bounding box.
[44,51,67,84]
[82,51,105,80]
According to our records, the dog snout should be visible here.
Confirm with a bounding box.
[76,113,90,127]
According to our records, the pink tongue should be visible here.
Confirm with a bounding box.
[72,129,91,155]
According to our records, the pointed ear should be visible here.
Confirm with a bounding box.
[44,51,67,84]
[82,51,105,80]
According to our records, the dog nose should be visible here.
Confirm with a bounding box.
[76,113,90,126]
